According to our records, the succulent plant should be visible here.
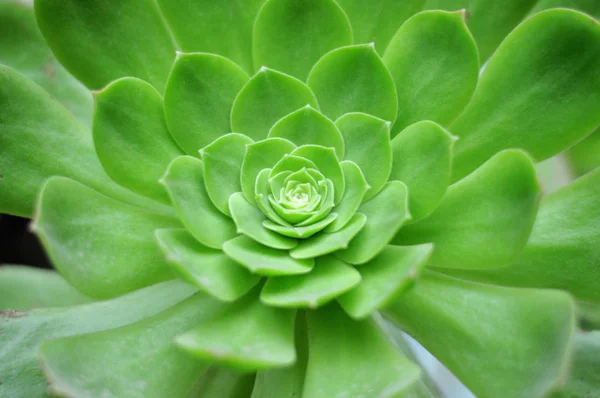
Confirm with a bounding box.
[1,0,600,397]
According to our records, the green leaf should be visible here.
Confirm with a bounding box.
[161,156,237,249]
[157,0,264,73]
[303,304,421,398]
[383,10,479,134]
[394,150,540,269]
[336,0,425,52]
[263,213,338,239]
[255,169,292,226]
[268,105,345,159]
[41,293,224,398]
[34,0,176,91]
[335,112,392,201]
[0,266,92,310]
[201,133,254,216]
[223,236,313,276]
[34,177,179,299]
[307,44,398,123]
[93,77,183,204]
[0,280,196,397]
[231,68,319,141]
[164,53,250,155]
[0,0,92,126]
[241,138,297,206]
[325,161,369,232]
[290,213,366,259]
[338,244,433,319]
[450,9,600,181]
[192,367,256,398]
[337,181,410,265]
[385,271,575,398]
[261,256,361,308]
[176,290,296,370]
[441,169,600,303]
[291,145,345,204]
[155,229,259,302]
[530,0,600,19]
[390,121,455,221]
[566,127,600,177]
[0,65,168,217]
[229,192,298,250]
[252,0,352,80]
[270,155,317,177]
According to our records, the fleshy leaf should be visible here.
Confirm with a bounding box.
[192,367,256,398]
[385,271,575,398]
[290,213,366,259]
[34,177,179,299]
[263,213,338,239]
[201,133,254,216]
[156,229,259,301]
[255,169,292,226]
[307,44,398,123]
[157,0,264,73]
[390,121,455,221]
[223,236,313,276]
[93,77,183,204]
[338,244,433,319]
[268,105,345,159]
[34,0,176,91]
[270,155,317,177]
[291,145,344,204]
[336,181,410,265]
[231,68,319,141]
[0,280,196,397]
[176,290,296,370]
[161,156,237,249]
[241,138,296,205]
[383,10,479,134]
[260,256,361,308]
[164,53,249,155]
[335,112,392,201]
[229,192,298,250]
[0,266,92,310]
[41,293,224,398]
[394,150,540,269]
[566,128,600,177]
[325,161,369,232]
[303,304,421,398]
[253,0,352,80]
[450,9,600,181]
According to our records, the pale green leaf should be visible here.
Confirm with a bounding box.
[325,161,369,232]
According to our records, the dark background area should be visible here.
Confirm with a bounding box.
[0,214,51,268]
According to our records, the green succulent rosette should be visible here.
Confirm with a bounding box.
[2,0,600,397]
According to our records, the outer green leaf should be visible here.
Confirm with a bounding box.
[201,133,254,216]
[263,213,338,239]
[325,161,369,232]
[252,0,352,80]
[442,169,600,303]
[261,256,361,308]
[0,0,92,126]
[336,0,425,52]
[383,10,479,134]
[395,150,540,269]
[157,0,265,73]
[337,181,410,265]
[530,0,600,19]
[155,229,259,302]
[0,280,196,398]
[192,368,256,398]
[290,213,366,259]
[231,68,319,141]
[93,77,183,204]
[176,290,296,370]
[390,121,455,221]
[34,177,178,299]
[229,192,298,250]
[41,293,224,398]
[268,105,345,159]
[338,244,433,319]
[385,271,575,398]
[0,65,168,217]
[566,128,600,176]
[0,266,92,310]
[335,112,392,200]
[161,156,237,249]
[303,304,421,398]
[164,53,249,155]
[450,9,600,180]
[223,236,313,276]
[291,145,345,204]
[34,0,176,91]
[308,44,398,123]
